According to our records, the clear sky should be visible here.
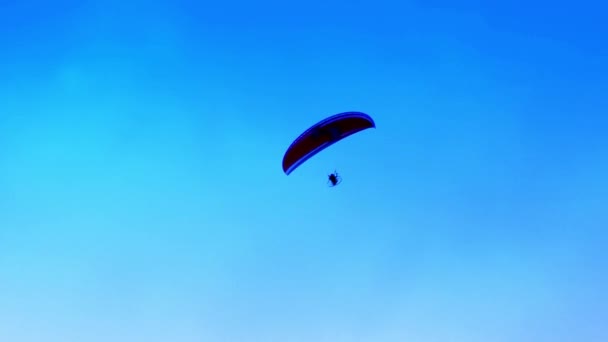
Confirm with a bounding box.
[1,1,607,341]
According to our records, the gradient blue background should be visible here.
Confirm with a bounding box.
[1,1,607,341]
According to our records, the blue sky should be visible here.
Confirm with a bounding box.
[1,1,607,341]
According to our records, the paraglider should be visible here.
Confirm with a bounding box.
[282,111,376,185]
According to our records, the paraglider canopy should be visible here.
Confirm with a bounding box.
[282,111,376,175]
